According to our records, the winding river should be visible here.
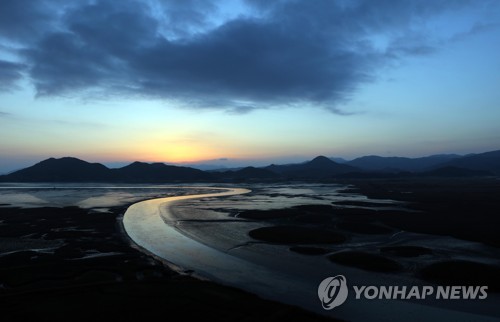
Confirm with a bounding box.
[122,186,499,321]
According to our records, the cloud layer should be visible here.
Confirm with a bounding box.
[0,0,493,112]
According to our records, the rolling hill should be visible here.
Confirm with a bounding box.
[265,156,357,178]
[441,150,500,175]
[0,157,212,182]
[0,157,112,182]
[1,150,498,182]
[346,154,461,172]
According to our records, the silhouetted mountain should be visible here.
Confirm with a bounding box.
[347,154,461,172]
[220,166,278,180]
[265,156,357,178]
[112,161,212,182]
[1,150,498,183]
[0,157,112,182]
[422,166,492,177]
[309,156,340,167]
[440,150,500,175]
[330,157,347,163]
[182,163,228,171]
[0,158,211,182]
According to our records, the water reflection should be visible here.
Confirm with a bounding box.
[0,183,211,209]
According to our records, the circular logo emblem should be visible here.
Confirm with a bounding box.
[318,275,348,310]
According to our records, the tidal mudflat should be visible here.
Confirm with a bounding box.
[0,184,328,321]
[1,179,500,321]
[153,181,500,320]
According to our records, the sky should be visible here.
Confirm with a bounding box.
[0,0,499,173]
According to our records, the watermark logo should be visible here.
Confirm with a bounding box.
[318,274,489,310]
[352,285,488,300]
[318,275,348,310]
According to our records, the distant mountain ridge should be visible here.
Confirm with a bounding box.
[345,154,461,172]
[441,150,500,175]
[343,150,499,175]
[2,157,112,182]
[0,149,498,182]
[0,157,211,182]
[264,156,357,179]
[113,161,212,182]
[220,167,279,181]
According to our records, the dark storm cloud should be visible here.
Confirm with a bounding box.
[0,0,65,41]
[24,0,158,96]
[153,0,219,38]
[130,17,376,108]
[0,0,484,112]
[0,60,26,91]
